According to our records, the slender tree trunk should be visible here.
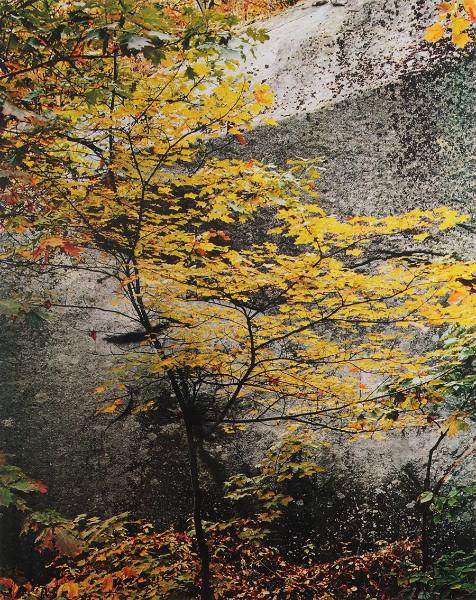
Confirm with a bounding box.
[182,413,213,600]
[420,430,446,571]
[133,308,214,598]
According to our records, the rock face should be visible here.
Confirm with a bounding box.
[244,0,475,236]
[0,0,474,546]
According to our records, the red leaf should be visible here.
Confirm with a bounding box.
[32,480,48,494]
[195,247,207,257]
[38,529,55,552]
[235,133,248,145]
[89,330,97,342]
[62,242,81,257]
[4,193,18,205]
[0,578,19,598]
[31,246,43,260]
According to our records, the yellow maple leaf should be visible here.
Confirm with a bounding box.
[451,15,471,35]
[192,62,209,78]
[424,22,446,42]
[444,415,469,437]
[253,84,273,107]
[452,31,472,47]
[262,116,277,126]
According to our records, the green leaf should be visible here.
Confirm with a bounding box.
[24,309,49,328]
[8,480,39,493]
[0,299,22,316]
[142,46,164,65]
[85,89,102,105]
[419,491,434,503]
[0,486,15,507]
[184,66,196,80]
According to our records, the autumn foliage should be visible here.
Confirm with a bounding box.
[5,515,418,600]
[425,1,476,47]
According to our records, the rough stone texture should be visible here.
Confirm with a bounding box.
[0,0,474,547]
[249,0,439,116]
[243,0,475,242]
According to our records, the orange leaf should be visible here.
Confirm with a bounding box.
[210,230,230,241]
[60,582,80,599]
[447,289,466,304]
[464,0,476,21]
[121,566,138,579]
[42,236,64,248]
[0,579,19,598]
[424,22,446,42]
[97,399,125,414]
[437,1,454,12]
[120,275,137,287]
[101,574,114,593]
